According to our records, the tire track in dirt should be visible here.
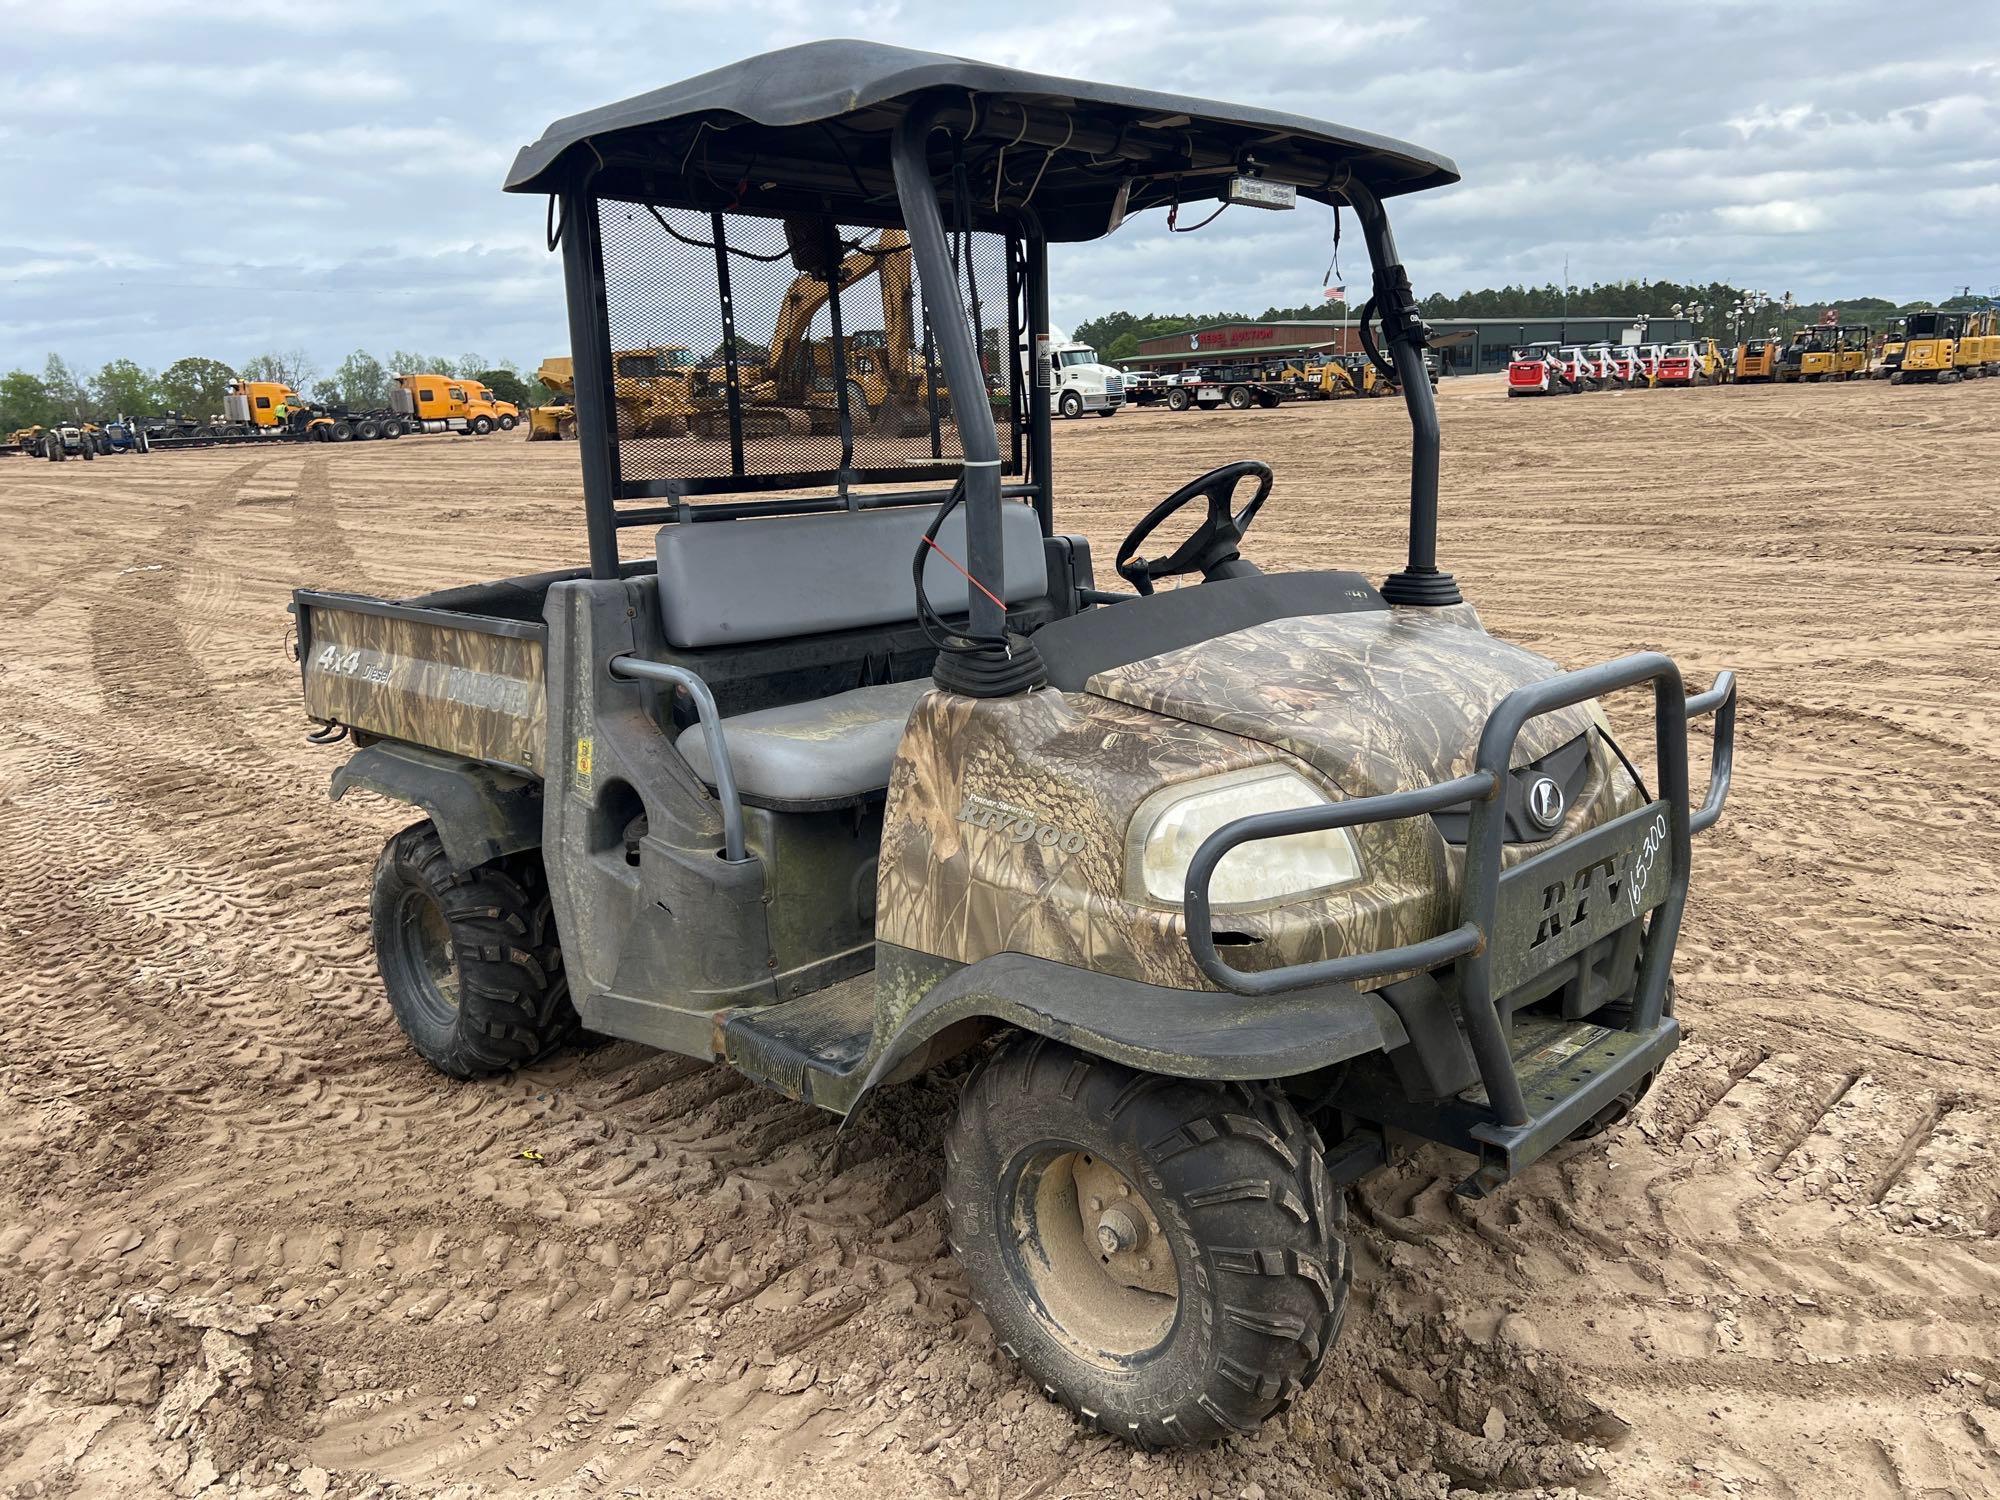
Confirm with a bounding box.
[6,386,2000,1500]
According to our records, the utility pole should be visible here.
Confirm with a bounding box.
[1561,256,1570,340]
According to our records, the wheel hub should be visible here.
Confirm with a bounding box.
[1007,1148,1180,1365]
[1094,1203,1139,1256]
[398,890,459,1015]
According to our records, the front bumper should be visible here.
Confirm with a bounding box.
[1183,654,1736,1187]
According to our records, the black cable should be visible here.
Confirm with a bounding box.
[815,121,873,202]
[642,205,791,261]
[1167,199,1229,233]
[911,475,1010,656]
[1357,295,1396,379]
[1598,723,1654,803]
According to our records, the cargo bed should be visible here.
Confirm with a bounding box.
[294,586,553,776]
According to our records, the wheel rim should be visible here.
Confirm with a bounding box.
[393,888,459,1025]
[1006,1146,1179,1365]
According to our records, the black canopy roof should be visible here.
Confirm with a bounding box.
[505,39,1458,240]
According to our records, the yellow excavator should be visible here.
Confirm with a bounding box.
[1776,327,1834,383]
[1832,325,1872,380]
[528,225,945,443]
[1873,319,1906,380]
[1955,308,1997,379]
[719,225,940,438]
[1893,311,1962,384]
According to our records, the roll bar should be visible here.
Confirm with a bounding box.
[1345,181,1458,607]
[559,90,1462,627]
[891,102,1009,642]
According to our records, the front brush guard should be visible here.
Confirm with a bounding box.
[1184,654,1735,1185]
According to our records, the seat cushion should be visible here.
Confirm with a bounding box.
[675,678,932,806]
[656,501,1048,649]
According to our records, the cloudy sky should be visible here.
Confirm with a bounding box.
[4,1,1994,382]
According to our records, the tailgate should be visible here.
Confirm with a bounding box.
[294,590,547,775]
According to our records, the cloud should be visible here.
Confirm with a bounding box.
[1,0,1994,382]
[1714,202,1829,234]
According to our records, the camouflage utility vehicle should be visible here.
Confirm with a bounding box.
[293,42,1736,1445]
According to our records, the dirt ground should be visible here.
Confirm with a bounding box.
[2,374,1997,1500]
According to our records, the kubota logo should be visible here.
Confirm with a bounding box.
[1525,775,1566,832]
[957,794,1086,854]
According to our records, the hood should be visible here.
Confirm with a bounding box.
[1081,605,1595,800]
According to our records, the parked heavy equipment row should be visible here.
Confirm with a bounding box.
[1890,309,1999,384]
[7,417,151,460]
[142,374,520,449]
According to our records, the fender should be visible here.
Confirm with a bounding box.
[330,741,542,871]
[805,946,1410,1122]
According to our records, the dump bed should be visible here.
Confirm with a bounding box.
[293,589,548,776]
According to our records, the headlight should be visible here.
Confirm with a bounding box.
[1132,768,1362,908]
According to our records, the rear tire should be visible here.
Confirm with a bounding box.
[1226,385,1252,410]
[946,1037,1347,1447]
[380,416,403,438]
[1165,387,1190,412]
[331,420,353,441]
[370,822,577,1079]
[355,417,380,440]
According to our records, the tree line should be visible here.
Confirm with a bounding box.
[1,350,555,434]
[1074,281,1987,359]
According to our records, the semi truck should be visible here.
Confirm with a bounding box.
[1046,331,1123,417]
[146,380,406,446]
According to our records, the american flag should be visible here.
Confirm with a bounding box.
[1324,284,1346,302]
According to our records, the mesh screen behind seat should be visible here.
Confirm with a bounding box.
[594,202,1022,497]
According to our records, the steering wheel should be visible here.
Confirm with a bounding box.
[1113,460,1273,596]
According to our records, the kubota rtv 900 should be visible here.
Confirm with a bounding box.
[291,42,1735,1445]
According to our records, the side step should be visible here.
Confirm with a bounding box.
[717,972,876,1114]
[1459,1015,1679,1196]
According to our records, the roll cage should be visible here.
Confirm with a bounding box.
[505,40,1467,655]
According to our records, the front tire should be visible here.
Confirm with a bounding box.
[1059,390,1083,419]
[946,1038,1347,1447]
[498,413,517,430]
[371,822,577,1079]
[471,415,494,435]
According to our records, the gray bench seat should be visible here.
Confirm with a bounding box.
[654,502,1046,806]
[674,678,932,806]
